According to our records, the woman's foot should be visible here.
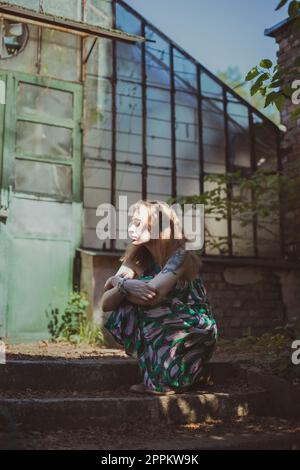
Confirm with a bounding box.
[129,383,176,395]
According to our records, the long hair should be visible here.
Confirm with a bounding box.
[120,199,203,281]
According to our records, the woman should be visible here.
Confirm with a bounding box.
[101,199,218,396]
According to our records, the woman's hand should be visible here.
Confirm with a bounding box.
[103,270,137,292]
[119,279,157,301]
[104,273,127,292]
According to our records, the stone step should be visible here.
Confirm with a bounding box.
[0,358,241,392]
[0,388,267,431]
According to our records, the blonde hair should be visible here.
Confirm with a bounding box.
[120,199,203,281]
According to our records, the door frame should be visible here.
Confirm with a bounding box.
[0,70,83,341]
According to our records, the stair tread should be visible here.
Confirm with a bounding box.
[8,416,300,450]
[0,387,266,401]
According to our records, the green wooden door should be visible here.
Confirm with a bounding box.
[0,71,83,342]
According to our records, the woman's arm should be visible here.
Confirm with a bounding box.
[142,248,187,306]
[100,259,157,312]
[100,285,128,312]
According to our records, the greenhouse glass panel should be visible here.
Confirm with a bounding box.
[116,81,142,163]
[253,114,278,171]
[147,87,172,165]
[2,0,39,9]
[227,96,251,169]
[202,98,225,173]
[116,2,141,35]
[176,91,199,195]
[84,0,113,28]
[116,42,142,81]
[41,29,81,81]
[84,77,112,160]
[86,37,113,78]
[204,180,229,255]
[145,27,170,89]
[41,0,82,21]
[173,48,197,92]
[201,72,223,99]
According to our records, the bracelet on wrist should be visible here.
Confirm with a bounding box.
[117,277,129,296]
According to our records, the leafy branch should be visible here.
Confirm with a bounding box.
[245,0,300,120]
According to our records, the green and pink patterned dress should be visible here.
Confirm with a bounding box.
[104,259,218,393]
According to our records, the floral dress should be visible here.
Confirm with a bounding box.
[104,259,218,393]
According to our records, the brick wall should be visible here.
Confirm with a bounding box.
[273,22,300,259]
[79,251,300,341]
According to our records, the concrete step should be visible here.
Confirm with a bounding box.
[0,388,267,431]
[5,415,300,450]
[0,358,242,392]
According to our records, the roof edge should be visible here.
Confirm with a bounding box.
[264,15,299,38]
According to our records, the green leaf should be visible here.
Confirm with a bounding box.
[264,91,279,108]
[273,69,284,80]
[294,57,300,67]
[274,94,286,112]
[245,67,260,81]
[269,79,282,89]
[259,59,273,69]
[288,0,300,17]
[250,73,269,96]
[275,0,289,10]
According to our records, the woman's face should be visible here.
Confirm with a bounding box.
[128,205,151,245]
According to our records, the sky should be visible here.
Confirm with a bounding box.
[124,0,288,80]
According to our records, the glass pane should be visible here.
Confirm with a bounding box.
[42,0,82,21]
[202,99,225,147]
[177,176,199,196]
[86,37,112,78]
[116,81,142,163]
[17,83,73,120]
[204,180,229,255]
[146,27,170,89]
[116,3,141,35]
[84,76,111,161]
[203,145,226,174]
[148,168,171,196]
[227,98,251,168]
[84,0,113,28]
[15,159,72,198]
[147,87,171,163]
[41,29,81,81]
[0,24,38,74]
[201,72,223,99]
[176,92,199,185]
[117,42,142,81]
[16,122,73,157]
[174,48,197,92]
[253,115,278,171]
[115,163,141,249]
[3,0,39,9]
